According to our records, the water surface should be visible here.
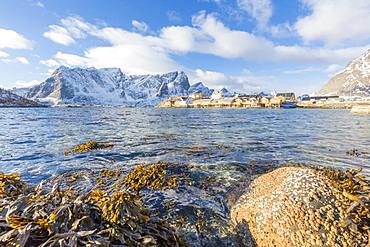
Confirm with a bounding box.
[0,107,369,183]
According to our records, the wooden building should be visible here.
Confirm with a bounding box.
[276,92,296,102]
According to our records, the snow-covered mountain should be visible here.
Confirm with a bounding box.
[211,88,232,99]
[11,87,33,98]
[0,88,40,107]
[24,66,191,106]
[319,49,370,97]
[188,82,214,96]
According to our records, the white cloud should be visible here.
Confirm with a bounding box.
[39,68,56,76]
[325,64,343,74]
[54,51,89,67]
[43,25,75,45]
[84,45,179,74]
[42,13,370,71]
[283,67,319,74]
[161,12,369,64]
[191,69,270,93]
[15,79,40,88]
[0,55,30,64]
[0,28,32,49]
[237,0,272,28]
[270,22,295,38]
[0,59,12,64]
[35,1,44,8]
[50,46,180,75]
[15,57,30,64]
[272,45,369,64]
[167,11,182,22]
[132,20,148,33]
[60,17,96,38]
[162,11,275,59]
[192,69,228,89]
[40,58,60,67]
[41,17,180,74]
[0,51,9,58]
[296,0,370,46]
[283,63,345,77]
[47,69,55,75]
[43,17,96,45]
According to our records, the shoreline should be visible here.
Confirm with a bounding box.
[156,102,370,110]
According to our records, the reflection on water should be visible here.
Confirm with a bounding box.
[0,107,369,183]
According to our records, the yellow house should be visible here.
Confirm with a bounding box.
[192,99,213,108]
[242,97,259,108]
[276,93,296,102]
[156,96,192,108]
[270,96,284,107]
[259,97,271,108]
[213,97,234,107]
[232,97,244,107]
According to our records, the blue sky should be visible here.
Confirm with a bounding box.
[0,0,370,94]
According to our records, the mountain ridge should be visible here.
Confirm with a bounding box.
[21,66,197,106]
[0,87,41,107]
[319,49,370,97]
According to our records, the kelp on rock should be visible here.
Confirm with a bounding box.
[0,164,187,247]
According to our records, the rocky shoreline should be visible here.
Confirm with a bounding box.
[0,141,369,246]
[0,161,369,246]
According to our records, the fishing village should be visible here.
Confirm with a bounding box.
[156,90,370,113]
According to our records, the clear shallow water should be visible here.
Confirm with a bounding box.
[0,107,369,183]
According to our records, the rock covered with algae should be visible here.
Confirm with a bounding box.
[0,161,271,246]
[231,166,370,247]
[14,162,273,246]
[64,139,113,156]
[0,164,186,246]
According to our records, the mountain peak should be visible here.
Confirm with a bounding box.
[188,82,213,96]
[319,49,370,97]
[192,82,204,87]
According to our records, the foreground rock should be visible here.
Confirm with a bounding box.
[231,167,369,246]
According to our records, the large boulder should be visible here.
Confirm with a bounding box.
[231,167,369,247]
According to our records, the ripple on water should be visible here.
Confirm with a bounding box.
[0,107,369,182]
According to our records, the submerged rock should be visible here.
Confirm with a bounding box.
[64,139,113,156]
[231,166,370,246]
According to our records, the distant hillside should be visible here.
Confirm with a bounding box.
[0,88,40,107]
[318,49,370,97]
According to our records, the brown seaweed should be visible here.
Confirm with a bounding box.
[0,164,187,247]
[64,140,113,156]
